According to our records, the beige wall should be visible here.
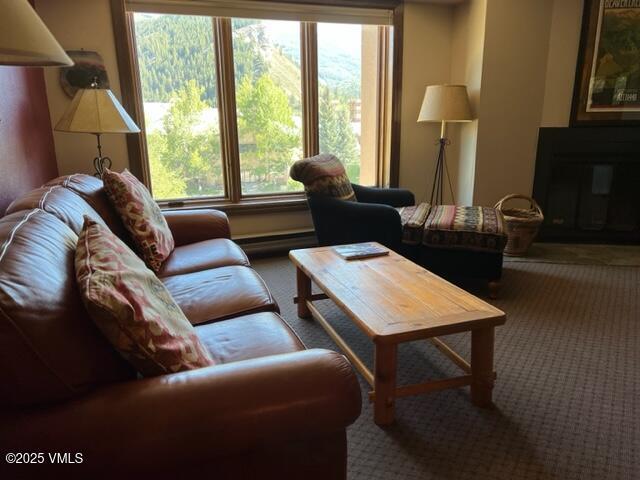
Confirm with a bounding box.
[541,0,584,127]
[399,2,454,203]
[471,0,554,207]
[449,0,487,205]
[448,0,583,207]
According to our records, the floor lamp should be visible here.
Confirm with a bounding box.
[417,85,473,205]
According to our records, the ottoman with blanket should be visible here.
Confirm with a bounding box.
[399,204,507,298]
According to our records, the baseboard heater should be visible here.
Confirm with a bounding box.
[235,230,318,257]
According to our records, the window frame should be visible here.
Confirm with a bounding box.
[110,0,403,212]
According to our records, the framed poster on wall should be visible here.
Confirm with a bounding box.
[571,0,640,125]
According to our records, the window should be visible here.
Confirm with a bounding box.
[120,2,396,207]
[232,19,303,195]
[134,14,224,200]
[318,22,380,185]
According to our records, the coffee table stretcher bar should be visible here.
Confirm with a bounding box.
[290,245,506,426]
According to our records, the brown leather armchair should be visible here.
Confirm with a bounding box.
[0,174,361,479]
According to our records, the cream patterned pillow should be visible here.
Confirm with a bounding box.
[75,217,214,376]
[103,169,174,272]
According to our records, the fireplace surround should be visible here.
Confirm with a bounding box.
[533,127,640,243]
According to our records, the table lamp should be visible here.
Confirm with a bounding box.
[55,80,140,177]
[0,0,72,67]
[417,84,472,205]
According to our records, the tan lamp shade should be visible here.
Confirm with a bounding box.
[55,88,140,134]
[417,85,473,123]
[0,0,72,66]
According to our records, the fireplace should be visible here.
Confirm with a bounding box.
[533,127,640,243]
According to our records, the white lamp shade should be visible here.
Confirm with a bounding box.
[0,0,72,66]
[417,84,473,123]
[55,88,140,134]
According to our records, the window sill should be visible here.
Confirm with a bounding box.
[158,194,310,215]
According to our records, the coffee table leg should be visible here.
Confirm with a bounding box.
[374,343,397,426]
[471,327,495,407]
[296,267,312,319]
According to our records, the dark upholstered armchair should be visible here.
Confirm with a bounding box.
[290,154,415,252]
[307,184,415,251]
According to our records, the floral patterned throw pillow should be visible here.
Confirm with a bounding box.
[102,169,174,272]
[75,217,214,376]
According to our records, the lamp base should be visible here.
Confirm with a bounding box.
[93,155,112,178]
[92,133,112,178]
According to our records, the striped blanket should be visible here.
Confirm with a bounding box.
[422,205,507,252]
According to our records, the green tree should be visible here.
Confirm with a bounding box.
[148,131,186,199]
[236,74,300,190]
[318,86,360,182]
[147,80,223,199]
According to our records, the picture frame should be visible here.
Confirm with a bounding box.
[571,0,640,126]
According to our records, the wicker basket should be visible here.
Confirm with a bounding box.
[495,194,544,256]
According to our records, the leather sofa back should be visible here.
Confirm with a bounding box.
[0,207,135,408]
[43,174,130,239]
[6,185,111,235]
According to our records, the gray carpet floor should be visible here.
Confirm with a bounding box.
[251,256,639,480]
[504,243,640,266]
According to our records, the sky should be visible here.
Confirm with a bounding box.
[263,20,362,58]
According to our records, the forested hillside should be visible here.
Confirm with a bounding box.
[135,15,218,104]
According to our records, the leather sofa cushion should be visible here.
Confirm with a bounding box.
[158,238,249,278]
[44,174,130,240]
[163,266,279,326]
[0,210,134,407]
[103,169,174,272]
[196,312,305,364]
[76,218,215,376]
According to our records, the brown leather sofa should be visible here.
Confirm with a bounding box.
[0,174,361,479]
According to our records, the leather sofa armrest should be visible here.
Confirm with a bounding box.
[163,208,231,244]
[1,349,361,475]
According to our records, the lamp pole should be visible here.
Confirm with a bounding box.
[429,120,456,205]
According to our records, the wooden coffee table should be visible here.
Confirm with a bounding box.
[289,243,506,426]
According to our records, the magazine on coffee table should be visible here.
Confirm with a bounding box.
[334,243,389,260]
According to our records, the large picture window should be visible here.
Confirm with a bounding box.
[118,1,396,207]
